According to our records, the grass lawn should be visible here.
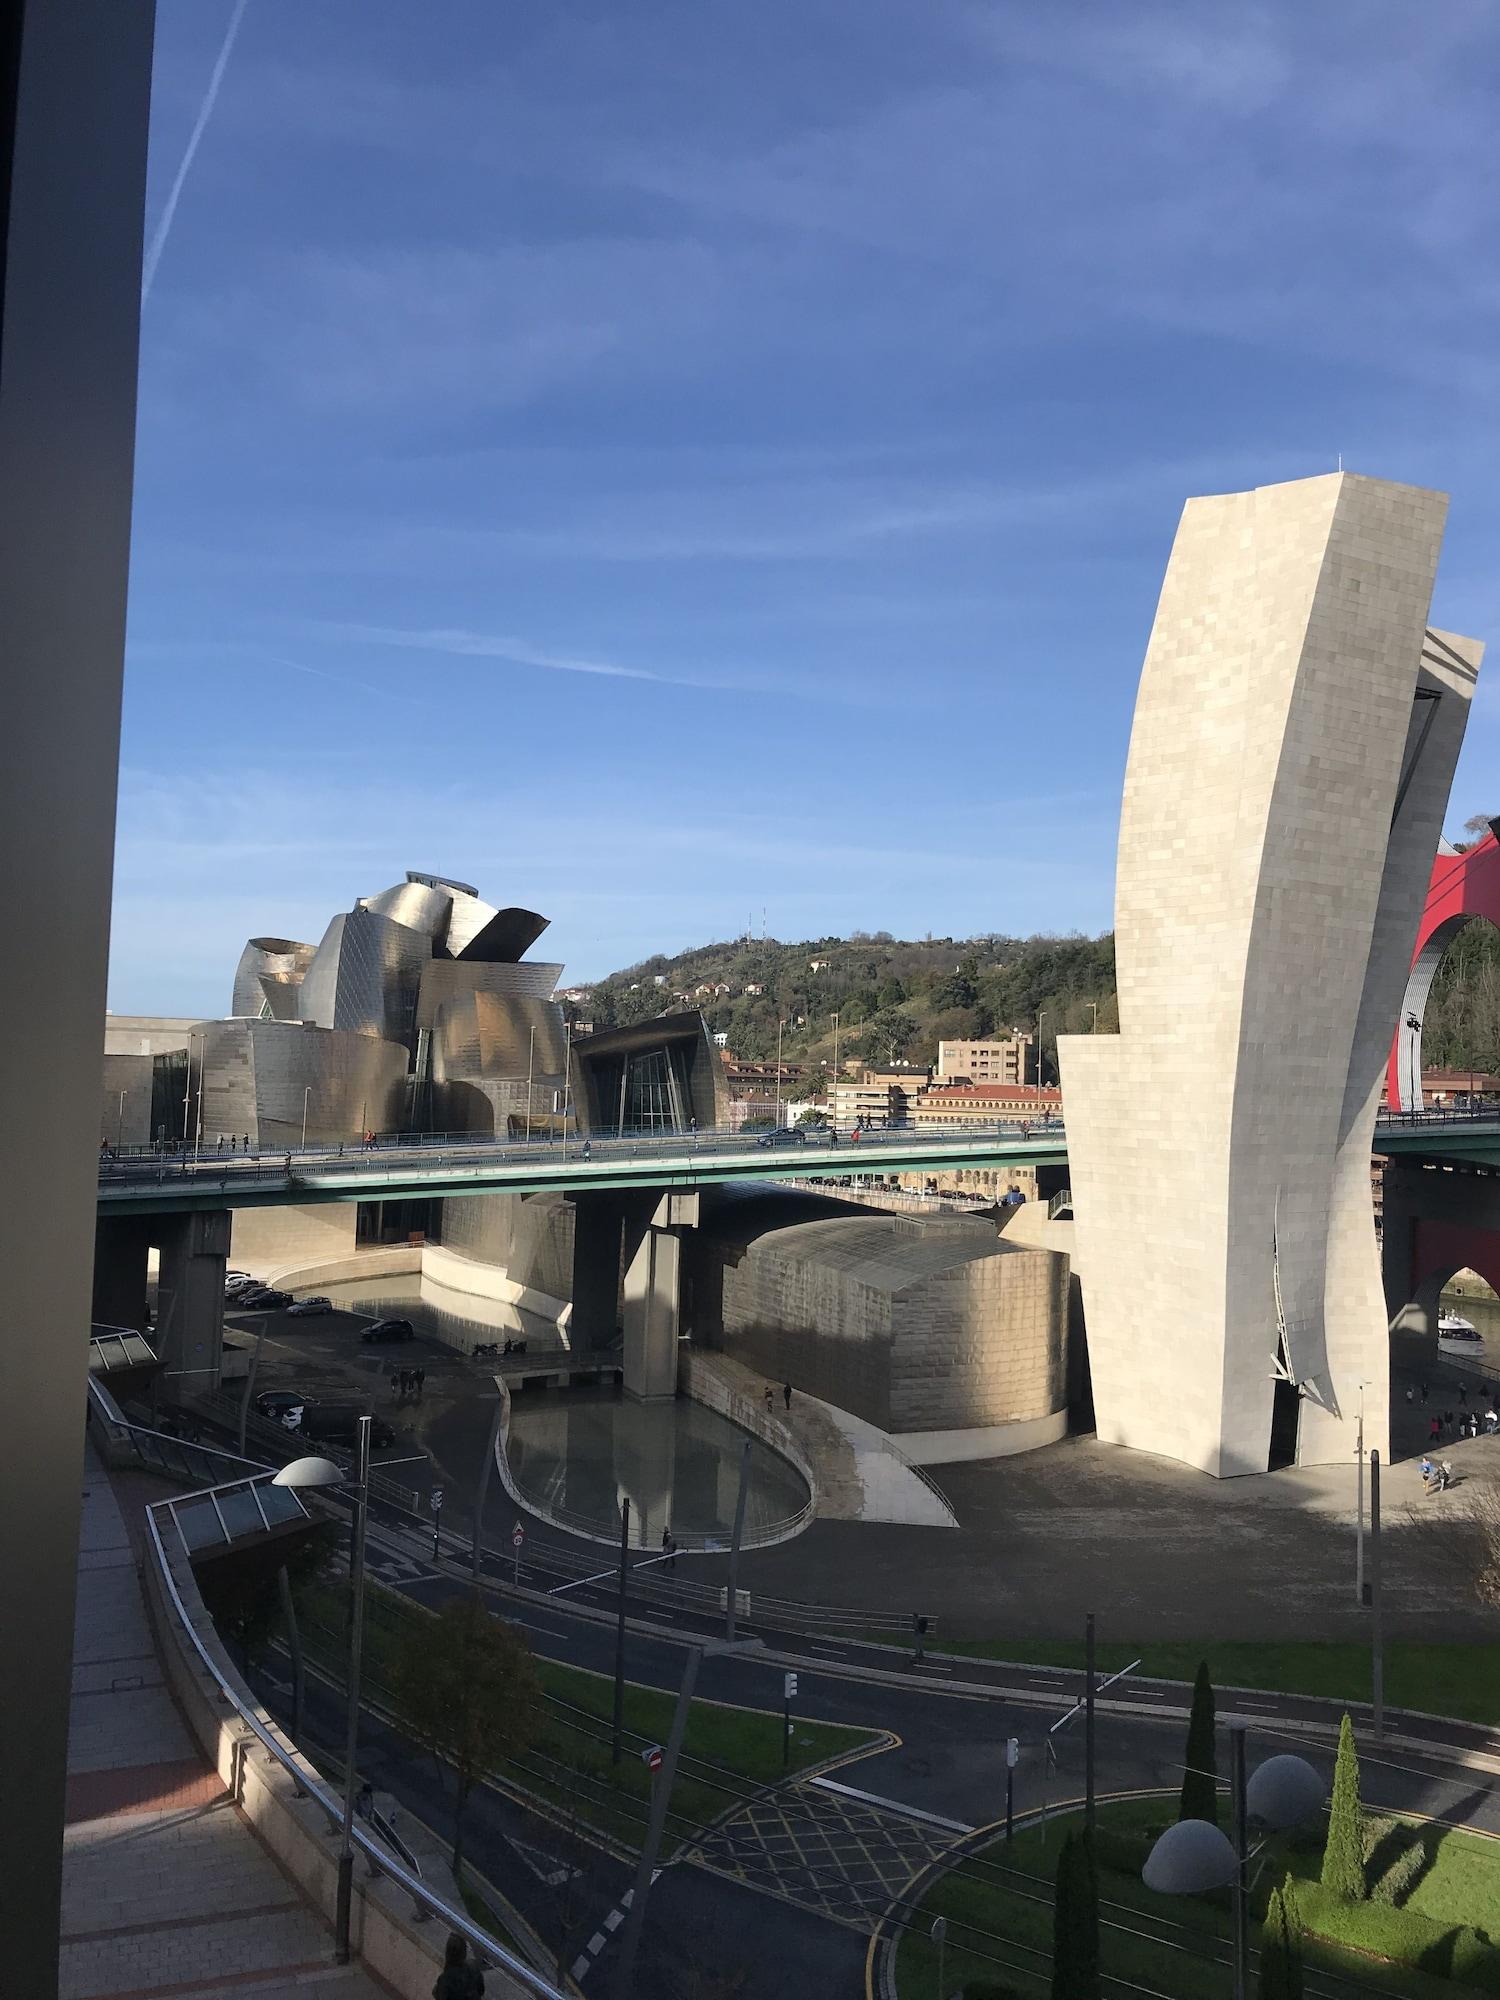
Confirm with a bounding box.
[293,1577,876,1854]
[895,1796,1500,1999]
[876,1634,1500,1727]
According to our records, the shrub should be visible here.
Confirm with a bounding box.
[1321,1714,1366,1901]
[1052,1831,1100,1999]
[1297,1881,1500,1992]
[1089,1826,1154,1878]
[1365,1820,1436,1908]
[1180,1661,1219,1825]
[1260,1876,1304,2000]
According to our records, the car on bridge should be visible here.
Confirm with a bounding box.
[756,1126,807,1148]
[360,1316,415,1344]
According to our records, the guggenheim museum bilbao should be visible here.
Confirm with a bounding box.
[101,872,1071,1464]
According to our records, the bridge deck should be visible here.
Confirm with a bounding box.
[96,1127,1070,1213]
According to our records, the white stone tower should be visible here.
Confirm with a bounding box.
[1061,473,1481,1476]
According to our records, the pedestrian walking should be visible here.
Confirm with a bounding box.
[1419,1455,1434,1488]
[242,1134,249,1153]
[764,1385,774,1416]
[415,1366,426,1398]
[390,1371,401,1401]
[432,1932,485,1999]
[783,1381,792,1412]
[1430,1415,1442,1444]
[216,1135,224,1155]
[1421,1380,1429,1404]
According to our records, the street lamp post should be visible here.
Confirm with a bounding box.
[181,1034,195,1148]
[273,1421,372,1963]
[1355,1381,1366,1603]
[830,1013,841,1133]
[776,1019,785,1128]
[526,1025,535,1142]
[117,1090,127,1152]
[1035,1011,1049,1092]
[1143,1730,1327,2000]
[300,1085,311,1153]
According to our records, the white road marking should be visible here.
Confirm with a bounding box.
[808,1777,974,1834]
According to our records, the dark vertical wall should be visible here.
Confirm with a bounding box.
[0,2,154,1986]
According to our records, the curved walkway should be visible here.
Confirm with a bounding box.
[61,1446,386,2000]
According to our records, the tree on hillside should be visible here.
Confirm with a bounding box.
[1259,1876,1305,2000]
[1320,1713,1366,1901]
[1178,1661,1218,1824]
[861,1007,915,1064]
[1051,1831,1100,1998]
[389,1596,542,1880]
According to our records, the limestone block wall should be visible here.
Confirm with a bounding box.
[695,1212,1066,1438]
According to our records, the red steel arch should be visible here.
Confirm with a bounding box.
[1388,827,1500,1111]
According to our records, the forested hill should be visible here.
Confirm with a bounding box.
[577,932,1117,1082]
[577,913,1500,1083]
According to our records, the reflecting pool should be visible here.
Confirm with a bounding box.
[505,1385,810,1549]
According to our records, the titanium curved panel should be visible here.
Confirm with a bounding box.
[361,879,454,940]
[298,907,431,1047]
[231,938,314,1019]
[198,1020,408,1146]
[415,959,562,1033]
[454,906,550,963]
[442,889,502,960]
[429,989,568,1082]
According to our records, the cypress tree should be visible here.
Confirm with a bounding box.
[1051,1830,1101,1999]
[1259,1876,1304,2000]
[1320,1713,1366,1901]
[1179,1660,1218,1824]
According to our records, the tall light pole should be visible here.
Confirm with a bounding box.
[274,1426,371,1962]
[300,1085,311,1153]
[116,1090,127,1152]
[1035,1011,1049,1092]
[525,1025,535,1143]
[776,1019,785,1128]
[562,1017,574,1159]
[830,1012,841,1133]
[181,1034,194,1147]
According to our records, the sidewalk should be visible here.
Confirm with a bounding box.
[60,1444,388,2000]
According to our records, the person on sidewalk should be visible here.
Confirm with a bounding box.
[783,1381,792,1412]
[764,1385,774,1416]
[433,1932,484,1999]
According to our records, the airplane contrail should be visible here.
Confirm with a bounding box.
[142,0,251,301]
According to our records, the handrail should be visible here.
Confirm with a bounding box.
[143,1495,568,1998]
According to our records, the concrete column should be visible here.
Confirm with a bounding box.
[155,1210,231,1391]
[0,6,154,1991]
[569,1191,626,1354]
[91,1216,153,1332]
[622,1192,698,1402]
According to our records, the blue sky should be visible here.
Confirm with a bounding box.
[114,0,1500,1015]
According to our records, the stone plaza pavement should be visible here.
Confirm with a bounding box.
[60,1446,388,2000]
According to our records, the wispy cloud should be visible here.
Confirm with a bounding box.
[328,622,667,682]
[143,0,251,301]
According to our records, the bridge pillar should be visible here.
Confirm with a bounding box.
[154,1210,230,1391]
[91,1215,152,1332]
[569,1191,628,1354]
[621,1192,697,1402]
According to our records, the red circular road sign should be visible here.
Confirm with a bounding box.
[642,1744,664,1773]
[512,1526,525,1547]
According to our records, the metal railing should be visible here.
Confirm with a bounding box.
[87,1377,277,1489]
[1376,1104,1500,1127]
[143,1495,569,1998]
[189,1388,424,1515]
[97,1119,1070,1195]
[1047,1187,1073,1220]
[157,1472,310,1554]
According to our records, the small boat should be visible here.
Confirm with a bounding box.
[1438,1310,1485,1355]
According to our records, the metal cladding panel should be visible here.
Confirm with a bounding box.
[298,907,431,1047]
[360,879,455,940]
[231,938,315,1019]
[415,958,562,1031]
[442,888,502,960]
[454,905,550,963]
[199,1020,407,1145]
[429,988,569,1082]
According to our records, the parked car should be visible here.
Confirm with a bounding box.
[255,1390,308,1427]
[297,1405,397,1449]
[234,1286,291,1311]
[224,1274,259,1295]
[286,1296,332,1318]
[756,1126,807,1148]
[360,1317,415,1344]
